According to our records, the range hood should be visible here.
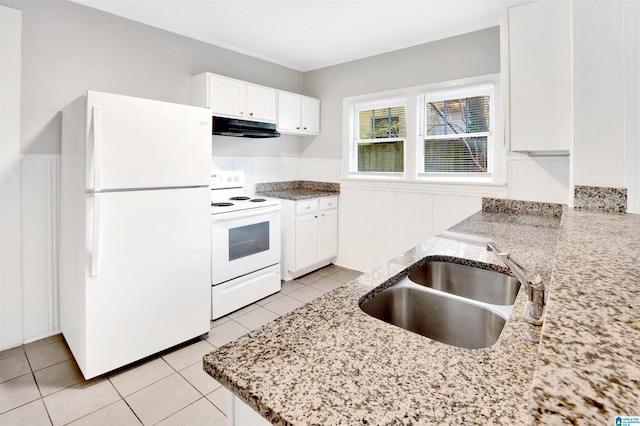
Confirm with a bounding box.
[212,116,280,138]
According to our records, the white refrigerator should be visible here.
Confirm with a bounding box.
[60,91,212,379]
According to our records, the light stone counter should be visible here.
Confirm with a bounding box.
[529,209,640,424]
[204,202,564,425]
[255,180,339,201]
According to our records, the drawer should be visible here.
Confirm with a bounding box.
[319,196,338,211]
[296,199,318,215]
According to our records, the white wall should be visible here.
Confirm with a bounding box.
[0,0,305,156]
[9,0,637,345]
[303,27,502,160]
[212,156,341,196]
[302,26,571,272]
[0,5,23,351]
[0,0,309,346]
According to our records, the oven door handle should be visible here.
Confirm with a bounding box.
[211,205,281,222]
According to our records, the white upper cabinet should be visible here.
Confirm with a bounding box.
[300,95,320,134]
[502,0,572,152]
[246,83,277,122]
[277,91,320,135]
[191,73,277,123]
[276,91,300,131]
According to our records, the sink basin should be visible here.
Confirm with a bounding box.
[408,261,520,305]
[360,281,508,349]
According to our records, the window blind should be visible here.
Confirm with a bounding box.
[353,99,406,173]
[421,84,493,174]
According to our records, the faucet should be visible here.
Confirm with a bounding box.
[486,243,547,326]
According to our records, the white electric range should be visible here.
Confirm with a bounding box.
[210,170,282,319]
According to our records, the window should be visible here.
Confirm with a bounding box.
[420,84,494,177]
[352,99,406,173]
[344,74,502,184]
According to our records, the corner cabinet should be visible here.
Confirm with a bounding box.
[190,72,276,123]
[502,0,572,152]
[281,196,338,281]
[277,91,320,135]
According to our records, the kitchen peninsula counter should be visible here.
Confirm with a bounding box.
[203,200,640,424]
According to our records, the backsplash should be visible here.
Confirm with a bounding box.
[573,185,627,213]
[482,198,564,217]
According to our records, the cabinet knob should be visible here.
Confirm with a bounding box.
[296,127,300,130]
[240,111,244,115]
[249,112,254,116]
[303,127,307,130]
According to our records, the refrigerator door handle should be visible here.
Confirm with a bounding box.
[90,193,101,277]
[92,105,102,192]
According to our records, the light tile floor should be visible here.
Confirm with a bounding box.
[0,265,361,426]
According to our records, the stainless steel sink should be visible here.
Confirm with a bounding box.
[360,281,508,349]
[407,261,520,305]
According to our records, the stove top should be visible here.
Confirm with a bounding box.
[210,170,280,214]
[210,196,280,214]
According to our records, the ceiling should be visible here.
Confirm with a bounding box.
[69,0,535,72]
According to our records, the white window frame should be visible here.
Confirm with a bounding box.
[343,73,504,188]
[417,83,495,182]
[350,98,407,177]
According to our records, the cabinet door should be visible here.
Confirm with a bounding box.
[246,84,276,122]
[318,209,338,261]
[208,75,245,119]
[295,214,318,271]
[277,91,301,132]
[507,0,571,151]
[301,96,320,134]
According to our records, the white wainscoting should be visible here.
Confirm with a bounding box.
[335,180,504,273]
[336,155,570,273]
[507,154,571,205]
[21,155,61,342]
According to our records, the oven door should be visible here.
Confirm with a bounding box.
[211,205,281,285]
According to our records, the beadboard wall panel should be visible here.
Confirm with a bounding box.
[507,155,570,205]
[21,155,60,342]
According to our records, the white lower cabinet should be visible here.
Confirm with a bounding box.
[317,207,338,261]
[295,213,319,271]
[282,196,338,281]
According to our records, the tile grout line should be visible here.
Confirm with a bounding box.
[106,375,144,426]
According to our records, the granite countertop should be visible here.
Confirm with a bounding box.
[529,209,640,423]
[255,180,340,201]
[204,199,640,424]
[204,200,565,425]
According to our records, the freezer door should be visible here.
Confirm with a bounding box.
[81,187,210,379]
[85,91,211,191]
